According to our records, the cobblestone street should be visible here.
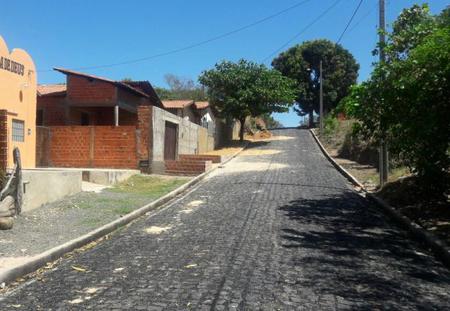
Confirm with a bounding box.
[1,129,449,310]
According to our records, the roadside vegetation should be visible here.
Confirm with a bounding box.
[272,39,359,127]
[319,4,449,242]
[199,59,296,141]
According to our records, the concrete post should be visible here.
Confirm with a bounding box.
[114,105,119,126]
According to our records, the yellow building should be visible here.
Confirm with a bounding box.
[0,36,37,169]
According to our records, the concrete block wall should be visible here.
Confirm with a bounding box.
[22,169,82,212]
[151,106,204,173]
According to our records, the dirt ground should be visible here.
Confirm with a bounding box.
[0,175,189,265]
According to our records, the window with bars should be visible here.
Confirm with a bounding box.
[12,119,25,142]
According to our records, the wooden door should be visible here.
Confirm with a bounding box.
[164,121,177,160]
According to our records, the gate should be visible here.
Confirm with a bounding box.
[164,121,178,160]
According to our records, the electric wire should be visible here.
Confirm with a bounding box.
[336,0,364,44]
[261,0,342,64]
[37,0,314,73]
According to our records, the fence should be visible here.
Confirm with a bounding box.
[36,126,138,169]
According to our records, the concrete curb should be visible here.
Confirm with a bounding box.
[0,143,248,285]
[310,129,450,269]
[309,129,365,189]
[366,193,450,269]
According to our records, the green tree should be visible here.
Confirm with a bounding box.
[272,39,359,127]
[199,59,296,141]
[155,74,207,100]
[340,5,450,196]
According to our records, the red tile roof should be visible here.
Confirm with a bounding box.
[53,67,149,98]
[162,100,194,109]
[194,101,209,110]
[37,84,67,96]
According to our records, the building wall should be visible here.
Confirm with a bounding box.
[37,95,66,125]
[197,127,214,154]
[0,110,7,170]
[36,126,138,169]
[151,106,201,173]
[67,75,116,105]
[0,36,37,168]
[137,106,153,171]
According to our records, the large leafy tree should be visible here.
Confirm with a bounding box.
[199,59,296,141]
[340,4,450,195]
[272,39,359,127]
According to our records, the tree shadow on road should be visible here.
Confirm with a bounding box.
[278,191,450,309]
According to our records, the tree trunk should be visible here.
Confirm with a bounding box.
[239,117,246,142]
[309,111,314,128]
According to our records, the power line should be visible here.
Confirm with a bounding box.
[261,0,342,64]
[37,0,314,73]
[347,1,378,34]
[336,0,364,44]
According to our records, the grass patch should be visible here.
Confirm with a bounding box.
[110,175,187,196]
[79,217,103,227]
[112,206,134,215]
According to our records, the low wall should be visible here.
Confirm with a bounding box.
[36,126,138,169]
[22,169,82,212]
[198,127,215,154]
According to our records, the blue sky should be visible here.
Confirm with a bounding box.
[1,0,447,126]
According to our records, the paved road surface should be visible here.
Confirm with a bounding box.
[1,129,449,310]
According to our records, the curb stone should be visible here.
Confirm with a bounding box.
[309,129,365,190]
[309,129,450,269]
[0,142,249,285]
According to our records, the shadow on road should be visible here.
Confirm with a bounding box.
[278,191,450,309]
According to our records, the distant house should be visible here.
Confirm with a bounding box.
[161,100,198,123]
[193,101,215,134]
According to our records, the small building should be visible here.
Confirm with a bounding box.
[161,100,198,123]
[0,36,37,169]
[37,68,161,126]
[194,101,216,133]
[36,68,163,169]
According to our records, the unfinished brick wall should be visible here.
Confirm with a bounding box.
[0,110,7,170]
[67,75,116,104]
[137,106,153,170]
[49,126,91,167]
[38,126,138,169]
[93,127,137,168]
[37,95,66,125]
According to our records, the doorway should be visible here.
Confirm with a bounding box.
[164,121,178,160]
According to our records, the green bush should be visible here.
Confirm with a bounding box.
[340,5,450,196]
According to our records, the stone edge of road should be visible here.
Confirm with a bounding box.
[309,128,450,269]
[0,142,249,285]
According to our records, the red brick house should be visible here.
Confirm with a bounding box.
[36,68,161,169]
[37,68,162,126]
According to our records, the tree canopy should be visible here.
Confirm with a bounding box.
[199,59,296,140]
[339,4,450,195]
[272,39,359,127]
[155,74,207,101]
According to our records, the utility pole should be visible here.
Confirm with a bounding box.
[319,60,324,135]
[379,0,388,186]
